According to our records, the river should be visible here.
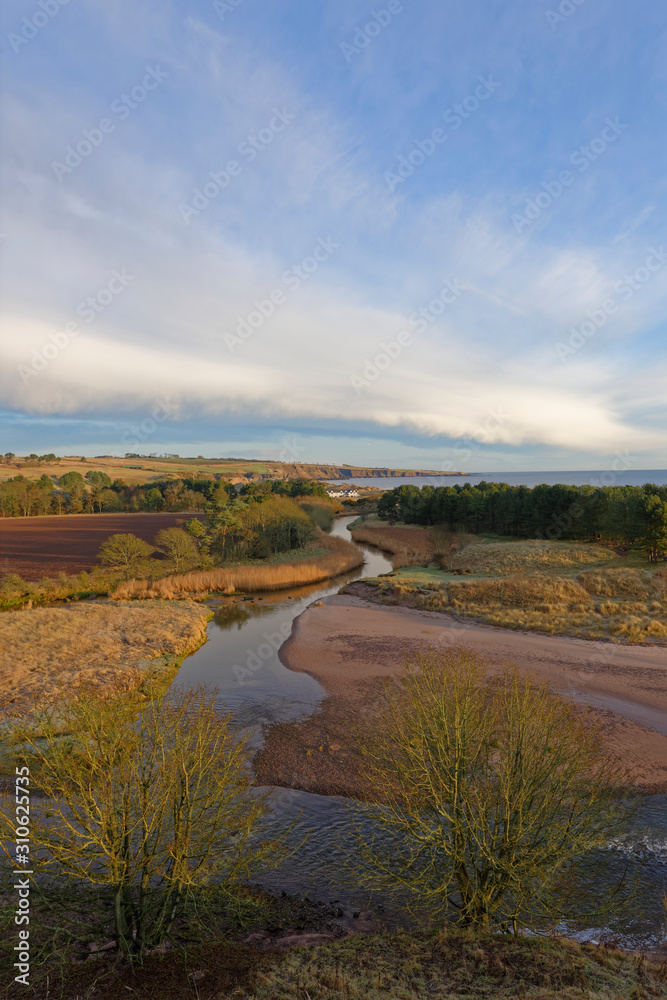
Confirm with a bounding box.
[173,518,666,949]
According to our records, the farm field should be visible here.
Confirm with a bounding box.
[0,512,204,580]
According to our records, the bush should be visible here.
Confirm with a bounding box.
[352,647,630,933]
[0,686,280,957]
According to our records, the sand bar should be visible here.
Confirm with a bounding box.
[254,592,667,795]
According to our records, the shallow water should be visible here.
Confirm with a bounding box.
[173,519,666,947]
[173,517,392,727]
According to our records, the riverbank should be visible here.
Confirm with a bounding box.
[0,601,212,716]
[15,927,665,999]
[253,592,667,796]
[112,532,363,599]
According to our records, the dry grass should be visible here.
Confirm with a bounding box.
[112,532,363,599]
[351,524,437,567]
[446,539,615,576]
[578,567,666,599]
[247,930,667,1000]
[0,601,211,714]
[374,568,667,643]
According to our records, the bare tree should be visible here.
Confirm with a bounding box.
[351,646,632,934]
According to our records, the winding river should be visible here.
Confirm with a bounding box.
[173,518,666,949]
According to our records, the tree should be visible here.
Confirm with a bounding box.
[0,686,278,957]
[3,452,15,463]
[352,647,630,934]
[98,533,154,578]
[59,470,85,490]
[640,494,667,563]
[153,527,199,570]
[183,517,207,540]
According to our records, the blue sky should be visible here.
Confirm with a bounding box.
[1,0,666,471]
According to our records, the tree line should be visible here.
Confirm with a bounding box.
[377,480,667,561]
[0,471,329,519]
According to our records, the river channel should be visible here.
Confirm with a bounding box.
[173,518,666,949]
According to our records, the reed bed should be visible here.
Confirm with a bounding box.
[112,532,363,599]
[350,524,436,567]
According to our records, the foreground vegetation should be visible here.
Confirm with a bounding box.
[0,652,659,997]
[247,931,666,1000]
[2,929,664,999]
[0,601,212,713]
[352,647,631,933]
[0,687,281,965]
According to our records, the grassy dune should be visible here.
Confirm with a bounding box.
[356,527,667,643]
[446,538,615,575]
[112,532,363,599]
[374,567,667,642]
[0,601,212,714]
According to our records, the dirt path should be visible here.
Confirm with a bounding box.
[253,593,667,795]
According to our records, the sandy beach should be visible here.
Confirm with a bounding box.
[253,590,667,795]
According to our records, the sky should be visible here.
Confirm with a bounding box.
[1,0,666,472]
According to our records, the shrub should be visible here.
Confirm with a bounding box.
[352,647,630,933]
[0,686,280,957]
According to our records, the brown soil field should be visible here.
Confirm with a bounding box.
[0,512,205,581]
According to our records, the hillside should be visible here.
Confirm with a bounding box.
[0,455,463,486]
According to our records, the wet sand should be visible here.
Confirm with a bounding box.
[253,592,667,795]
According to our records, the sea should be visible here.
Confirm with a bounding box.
[329,470,667,490]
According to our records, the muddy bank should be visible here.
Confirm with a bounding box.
[254,593,667,795]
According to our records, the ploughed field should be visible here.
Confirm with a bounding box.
[0,512,204,580]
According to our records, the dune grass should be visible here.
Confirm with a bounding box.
[446,538,615,575]
[112,532,363,599]
[6,927,664,999]
[370,566,667,643]
[0,601,212,715]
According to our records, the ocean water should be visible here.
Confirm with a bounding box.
[330,470,667,489]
